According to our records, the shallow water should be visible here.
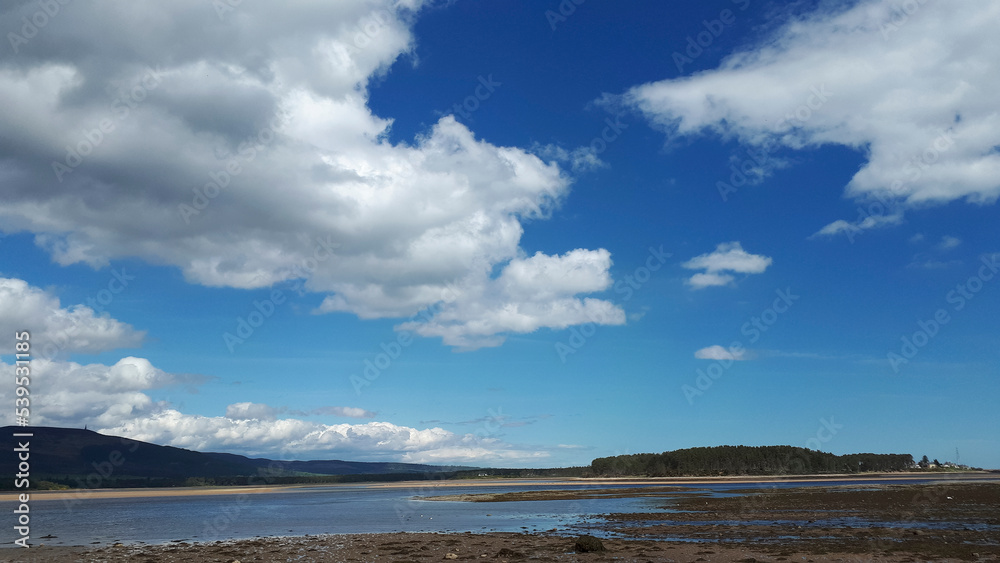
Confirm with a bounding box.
[9,477,986,547]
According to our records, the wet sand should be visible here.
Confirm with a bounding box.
[0,485,284,503]
[4,471,991,502]
[6,477,998,562]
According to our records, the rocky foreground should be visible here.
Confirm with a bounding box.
[8,531,994,563]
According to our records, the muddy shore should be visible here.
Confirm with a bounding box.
[8,528,996,563]
[5,480,998,562]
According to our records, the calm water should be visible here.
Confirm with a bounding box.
[7,477,986,547]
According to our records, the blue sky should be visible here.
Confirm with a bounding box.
[1,0,998,469]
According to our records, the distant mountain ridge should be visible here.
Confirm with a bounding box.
[0,426,471,489]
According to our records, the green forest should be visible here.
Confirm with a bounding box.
[590,446,915,477]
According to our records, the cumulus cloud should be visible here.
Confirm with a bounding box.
[0,0,620,349]
[0,277,144,355]
[623,0,1000,225]
[0,356,544,463]
[694,345,747,361]
[393,249,625,349]
[101,411,547,464]
[0,356,199,428]
[682,242,772,289]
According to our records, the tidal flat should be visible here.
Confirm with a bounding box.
[7,480,999,562]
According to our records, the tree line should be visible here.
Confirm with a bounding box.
[590,446,915,477]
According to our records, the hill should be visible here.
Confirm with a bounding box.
[0,426,470,489]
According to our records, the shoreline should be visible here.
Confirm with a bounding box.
[2,470,992,502]
[6,480,998,561]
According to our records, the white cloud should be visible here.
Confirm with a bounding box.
[0,356,546,463]
[687,272,734,288]
[0,0,620,349]
[102,412,547,464]
[624,0,1000,223]
[812,211,904,239]
[394,249,625,350]
[226,402,281,421]
[0,277,144,355]
[682,242,772,289]
[222,402,378,421]
[533,143,607,173]
[935,235,962,251]
[0,356,196,428]
[905,235,963,268]
[308,406,377,419]
[694,345,747,361]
